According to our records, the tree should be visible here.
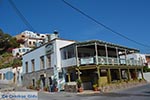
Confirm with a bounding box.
[0,29,19,54]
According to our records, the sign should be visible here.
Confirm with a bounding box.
[0,92,38,100]
[5,71,14,80]
[80,57,94,65]
[45,43,53,54]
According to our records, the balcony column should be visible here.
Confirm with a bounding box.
[105,44,109,65]
[76,68,81,80]
[135,68,138,80]
[116,47,120,65]
[141,68,144,79]
[118,68,122,82]
[125,49,128,65]
[107,68,111,83]
[96,66,100,86]
[95,42,98,65]
[75,45,79,67]
[67,70,71,82]
[127,68,131,81]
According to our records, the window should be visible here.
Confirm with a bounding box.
[33,41,36,45]
[59,72,63,79]
[46,54,51,68]
[22,49,25,52]
[29,41,32,45]
[19,49,21,52]
[31,59,35,71]
[0,73,2,80]
[25,62,28,73]
[40,56,45,69]
[3,73,5,80]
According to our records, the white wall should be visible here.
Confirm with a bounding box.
[55,39,75,70]
[139,72,150,82]
[22,39,75,74]
[0,67,13,84]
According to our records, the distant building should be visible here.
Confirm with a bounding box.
[0,67,22,86]
[145,54,150,68]
[15,30,59,48]
[12,47,32,57]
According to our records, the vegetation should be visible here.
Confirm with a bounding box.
[0,29,19,54]
[0,29,21,69]
[76,79,82,88]
[143,66,150,72]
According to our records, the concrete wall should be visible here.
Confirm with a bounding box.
[139,72,150,82]
[143,72,150,82]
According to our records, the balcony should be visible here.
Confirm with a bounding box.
[61,56,144,68]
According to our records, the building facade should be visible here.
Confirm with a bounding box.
[22,38,75,91]
[12,47,32,57]
[0,67,22,86]
[145,54,150,68]
[61,40,145,90]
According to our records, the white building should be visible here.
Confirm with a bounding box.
[0,67,22,86]
[22,38,75,91]
[15,30,59,48]
[12,47,32,57]
[120,53,146,66]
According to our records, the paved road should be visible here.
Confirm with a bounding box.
[0,83,150,100]
[38,84,150,100]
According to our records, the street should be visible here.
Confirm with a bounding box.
[0,83,150,100]
[38,84,150,100]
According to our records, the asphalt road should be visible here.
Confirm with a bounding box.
[38,84,150,100]
[0,83,150,100]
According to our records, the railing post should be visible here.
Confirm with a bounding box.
[95,42,98,65]
[116,47,120,65]
[125,49,128,65]
[105,45,109,65]
[75,45,79,67]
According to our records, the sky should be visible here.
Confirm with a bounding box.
[0,0,150,53]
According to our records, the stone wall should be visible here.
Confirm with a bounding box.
[64,82,77,92]
[23,68,54,88]
[99,80,147,93]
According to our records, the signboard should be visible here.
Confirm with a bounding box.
[45,43,53,54]
[80,57,94,65]
[5,71,14,80]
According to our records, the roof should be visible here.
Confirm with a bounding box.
[61,40,139,52]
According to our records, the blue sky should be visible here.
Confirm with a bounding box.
[0,0,150,53]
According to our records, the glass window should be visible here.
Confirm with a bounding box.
[40,56,45,69]
[0,73,2,80]
[31,59,35,71]
[25,62,28,73]
[59,72,63,79]
[22,49,25,52]
[46,54,51,68]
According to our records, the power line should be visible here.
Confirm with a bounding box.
[8,0,36,32]
[62,0,150,48]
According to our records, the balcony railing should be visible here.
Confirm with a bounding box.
[61,56,144,67]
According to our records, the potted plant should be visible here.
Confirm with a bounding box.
[44,85,49,91]
[76,79,83,92]
[36,79,41,91]
[93,84,98,91]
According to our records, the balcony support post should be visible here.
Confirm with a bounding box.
[127,68,131,81]
[116,47,120,65]
[141,68,144,80]
[95,42,98,65]
[107,68,111,83]
[96,66,100,87]
[105,45,109,65]
[75,45,79,67]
